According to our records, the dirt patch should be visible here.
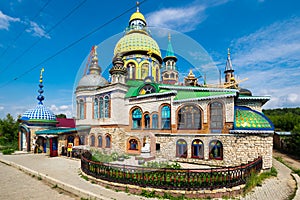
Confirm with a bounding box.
[273,149,300,170]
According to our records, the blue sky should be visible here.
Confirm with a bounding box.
[0,0,300,119]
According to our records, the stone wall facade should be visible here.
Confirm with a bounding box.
[155,133,273,169]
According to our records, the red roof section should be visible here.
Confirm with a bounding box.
[56,118,76,128]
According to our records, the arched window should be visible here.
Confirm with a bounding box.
[177,105,201,130]
[79,135,85,145]
[176,139,187,158]
[90,135,95,146]
[144,114,150,129]
[104,96,109,118]
[98,95,110,119]
[79,99,84,119]
[105,135,111,148]
[209,140,223,160]
[156,67,159,82]
[132,108,142,129]
[191,139,204,159]
[141,63,149,79]
[94,98,99,119]
[129,139,138,150]
[210,102,223,133]
[161,105,171,129]
[152,114,158,129]
[98,136,102,147]
[128,63,136,79]
[99,97,104,118]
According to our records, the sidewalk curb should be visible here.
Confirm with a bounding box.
[291,173,300,200]
[0,157,110,200]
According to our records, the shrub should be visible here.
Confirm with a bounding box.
[2,148,14,155]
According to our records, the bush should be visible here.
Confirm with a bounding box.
[2,148,15,155]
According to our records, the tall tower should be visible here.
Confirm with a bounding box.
[109,54,127,84]
[77,46,108,89]
[162,34,179,84]
[224,48,235,87]
[113,3,162,83]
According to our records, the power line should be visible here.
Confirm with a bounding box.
[0,0,52,59]
[0,0,87,75]
[0,0,148,89]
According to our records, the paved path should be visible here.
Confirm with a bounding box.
[0,153,157,200]
[241,158,297,200]
[1,153,300,200]
[0,161,75,200]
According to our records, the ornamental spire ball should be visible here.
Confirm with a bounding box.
[37,68,45,105]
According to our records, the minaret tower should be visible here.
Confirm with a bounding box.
[87,46,101,75]
[109,54,127,84]
[224,48,235,87]
[162,33,179,84]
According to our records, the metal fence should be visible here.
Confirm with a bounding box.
[81,152,262,190]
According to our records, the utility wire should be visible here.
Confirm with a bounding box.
[0,0,148,89]
[0,0,87,75]
[0,0,52,59]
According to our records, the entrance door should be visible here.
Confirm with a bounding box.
[50,138,58,157]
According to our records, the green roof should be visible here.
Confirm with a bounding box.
[35,126,90,135]
[174,90,236,101]
[28,119,58,123]
[125,80,145,98]
[234,106,274,131]
[125,80,237,100]
[35,128,77,135]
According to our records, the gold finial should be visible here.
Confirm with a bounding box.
[39,68,44,83]
[93,45,98,56]
[188,69,195,77]
[136,1,140,12]
[168,33,171,41]
[227,48,230,56]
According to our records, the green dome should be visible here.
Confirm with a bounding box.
[114,32,161,60]
[234,106,274,131]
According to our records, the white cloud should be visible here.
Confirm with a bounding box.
[26,21,50,39]
[228,17,300,108]
[49,104,73,117]
[0,10,20,30]
[0,106,4,110]
[147,0,229,32]
[231,17,300,68]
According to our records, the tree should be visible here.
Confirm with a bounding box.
[56,114,66,118]
[290,125,300,156]
[0,114,19,148]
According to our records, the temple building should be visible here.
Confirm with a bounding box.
[19,5,274,169]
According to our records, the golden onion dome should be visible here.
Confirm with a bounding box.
[129,11,146,24]
[114,32,162,60]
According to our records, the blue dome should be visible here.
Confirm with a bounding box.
[21,104,56,121]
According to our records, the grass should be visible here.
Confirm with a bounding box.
[244,166,277,194]
[0,141,18,154]
[79,172,89,181]
[274,156,300,177]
